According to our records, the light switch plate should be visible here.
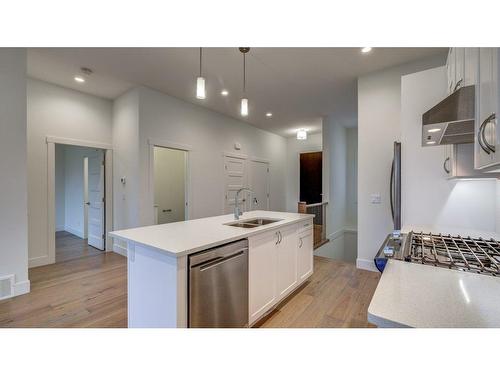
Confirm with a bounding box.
[370,194,381,204]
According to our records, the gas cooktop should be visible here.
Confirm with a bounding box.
[375,231,500,277]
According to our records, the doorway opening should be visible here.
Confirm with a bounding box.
[300,151,322,204]
[55,144,106,263]
[153,146,188,224]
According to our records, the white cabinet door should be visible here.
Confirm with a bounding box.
[476,48,496,168]
[443,144,454,177]
[454,48,465,91]
[297,228,313,283]
[464,48,479,86]
[276,224,298,299]
[248,230,278,325]
[447,48,456,94]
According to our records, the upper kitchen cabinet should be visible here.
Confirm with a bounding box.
[475,48,499,170]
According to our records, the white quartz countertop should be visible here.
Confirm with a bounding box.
[109,210,313,257]
[368,259,500,328]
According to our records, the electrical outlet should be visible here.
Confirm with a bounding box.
[370,194,381,204]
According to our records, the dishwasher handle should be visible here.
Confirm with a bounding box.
[195,250,247,271]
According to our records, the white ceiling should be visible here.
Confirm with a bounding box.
[27,47,447,137]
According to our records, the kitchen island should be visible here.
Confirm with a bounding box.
[110,210,314,328]
[368,259,500,328]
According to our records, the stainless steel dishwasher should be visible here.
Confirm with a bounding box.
[188,239,248,328]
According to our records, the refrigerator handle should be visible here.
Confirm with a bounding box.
[390,158,395,223]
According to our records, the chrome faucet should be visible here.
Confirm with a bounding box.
[234,188,254,220]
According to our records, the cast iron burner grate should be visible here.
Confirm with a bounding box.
[405,231,500,277]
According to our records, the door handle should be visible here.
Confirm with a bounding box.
[162,208,172,213]
[478,119,490,154]
[443,157,450,174]
[390,159,394,221]
[85,202,90,206]
[199,251,246,271]
[482,113,496,153]
[453,78,463,92]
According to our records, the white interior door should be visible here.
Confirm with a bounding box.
[87,151,105,250]
[250,160,270,211]
[153,146,187,224]
[224,155,247,214]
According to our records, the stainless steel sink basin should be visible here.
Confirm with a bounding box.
[224,217,282,228]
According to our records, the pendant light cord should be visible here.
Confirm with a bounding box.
[243,52,246,93]
[199,47,202,76]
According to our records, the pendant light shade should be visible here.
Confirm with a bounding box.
[239,47,250,116]
[196,76,206,99]
[241,98,249,117]
[196,48,206,99]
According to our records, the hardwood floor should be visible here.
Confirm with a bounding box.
[55,231,103,263]
[0,235,127,328]
[256,256,380,328]
[0,251,379,328]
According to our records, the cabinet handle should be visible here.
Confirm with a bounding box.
[443,157,450,174]
[279,231,282,244]
[453,79,463,92]
[478,117,491,154]
[299,238,303,248]
[482,113,496,153]
[275,232,280,245]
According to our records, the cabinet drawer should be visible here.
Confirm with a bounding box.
[298,219,313,234]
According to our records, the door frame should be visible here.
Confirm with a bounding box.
[298,149,322,204]
[46,136,113,265]
[148,138,192,224]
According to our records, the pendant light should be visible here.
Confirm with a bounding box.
[196,47,206,99]
[239,47,250,116]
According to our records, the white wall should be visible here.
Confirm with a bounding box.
[401,66,497,236]
[346,128,358,228]
[112,89,140,235]
[112,86,288,229]
[318,116,357,262]
[55,145,66,231]
[285,133,322,212]
[0,49,29,297]
[27,79,112,267]
[357,54,449,271]
[154,147,186,224]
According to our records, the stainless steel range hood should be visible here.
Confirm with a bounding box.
[422,85,475,146]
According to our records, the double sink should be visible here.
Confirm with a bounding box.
[225,217,282,229]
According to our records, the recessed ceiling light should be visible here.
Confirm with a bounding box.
[297,129,307,140]
[221,89,229,96]
[74,76,85,83]
[426,141,436,145]
[428,128,441,133]
[361,47,372,54]
[266,112,273,118]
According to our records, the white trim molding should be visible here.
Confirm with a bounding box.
[46,136,113,150]
[356,258,378,272]
[113,242,128,257]
[223,151,248,160]
[250,156,270,163]
[13,280,30,297]
[327,227,358,241]
[148,138,193,151]
[37,139,114,269]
